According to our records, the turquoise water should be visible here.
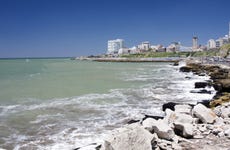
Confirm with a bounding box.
[0,59,142,104]
[0,59,215,149]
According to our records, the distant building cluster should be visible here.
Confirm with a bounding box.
[207,22,230,50]
[207,36,230,50]
[107,22,230,55]
[107,39,181,55]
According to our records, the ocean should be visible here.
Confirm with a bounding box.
[0,58,215,149]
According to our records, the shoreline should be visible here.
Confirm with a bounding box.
[75,58,230,150]
[77,57,182,63]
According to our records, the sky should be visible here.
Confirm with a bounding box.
[0,0,230,58]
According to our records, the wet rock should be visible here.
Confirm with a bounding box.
[190,89,212,94]
[192,104,217,124]
[195,82,209,88]
[142,114,164,121]
[215,79,230,92]
[180,66,193,72]
[173,61,179,66]
[74,143,100,150]
[162,102,178,111]
[100,124,154,150]
[126,119,140,124]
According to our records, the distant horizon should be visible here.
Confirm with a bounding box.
[0,0,230,58]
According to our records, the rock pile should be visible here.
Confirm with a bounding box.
[179,61,230,107]
[97,102,230,150]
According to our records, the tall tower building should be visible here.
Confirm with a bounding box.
[107,39,124,54]
[192,36,198,50]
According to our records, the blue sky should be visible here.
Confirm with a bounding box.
[0,0,229,57]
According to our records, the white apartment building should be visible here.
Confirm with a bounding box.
[107,39,124,54]
[207,39,216,49]
[138,41,150,50]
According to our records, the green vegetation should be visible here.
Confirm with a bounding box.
[121,50,219,58]
[219,44,230,58]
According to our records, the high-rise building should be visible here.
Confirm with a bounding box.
[107,39,124,54]
[192,36,198,50]
[207,39,216,50]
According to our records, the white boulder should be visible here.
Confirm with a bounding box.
[192,104,217,124]
[100,124,154,150]
[152,120,175,140]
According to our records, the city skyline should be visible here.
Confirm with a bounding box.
[0,0,230,58]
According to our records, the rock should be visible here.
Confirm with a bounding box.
[173,61,179,66]
[152,120,175,140]
[214,79,230,92]
[220,107,230,118]
[174,122,194,138]
[163,109,195,127]
[224,128,230,137]
[142,118,157,132]
[192,104,217,124]
[74,143,100,150]
[190,89,212,94]
[142,114,164,121]
[171,143,182,150]
[174,104,192,114]
[195,82,209,88]
[126,119,140,124]
[185,76,192,79]
[212,127,224,135]
[197,124,207,132]
[175,113,194,124]
[180,66,193,72]
[197,100,210,108]
[162,102,178,111]
[100,124,154,150]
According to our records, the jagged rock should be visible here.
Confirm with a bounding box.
[100,124,154,150]
[174,104,192,115]
[163,109,194,125]
[152,120,175,140]
[220,107,230,118]
[195,82,209,88]
[192,104,217,124]
[174,122,194,138]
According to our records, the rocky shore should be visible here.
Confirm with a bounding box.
[75,59,230,150]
